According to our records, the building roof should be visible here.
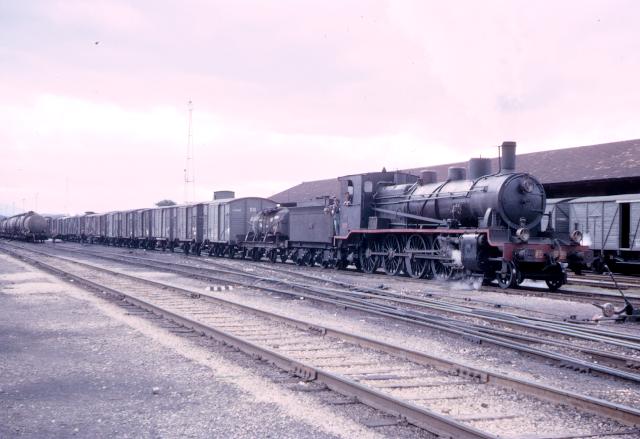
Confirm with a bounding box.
[270,139,640,203]
[271,178,341,204]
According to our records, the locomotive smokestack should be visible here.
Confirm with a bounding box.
[468,158,492,180]
[500,141,517,173]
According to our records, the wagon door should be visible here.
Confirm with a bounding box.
[619,202,631,249]
[207,204,217,242]
[602,201,619,251]
[196,204,204,242]
[631,202,640,251]
[223,203,231,243]
[553,201,570,235]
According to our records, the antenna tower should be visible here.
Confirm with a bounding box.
[184,100,196,204]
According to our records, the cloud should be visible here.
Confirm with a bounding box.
[1,0,640,215]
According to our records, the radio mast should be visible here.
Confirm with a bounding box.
[184,100,196,204]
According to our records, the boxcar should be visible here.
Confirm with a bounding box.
[85,213,106,243]
[174,203,205,254]
[105,211,124,245]
[150,206,177,250]
[141,209,154,248]
[546,194,640,273]
[121,209,146,247]
[49,217,63,240]
[204,197,277,257]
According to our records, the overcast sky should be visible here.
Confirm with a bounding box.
[2,0,639,215]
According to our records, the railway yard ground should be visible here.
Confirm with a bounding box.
[2,240,640,438]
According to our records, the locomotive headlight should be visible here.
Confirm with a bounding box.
[515,227,530,243]
[570,230,583,243]
[520,177,534,193]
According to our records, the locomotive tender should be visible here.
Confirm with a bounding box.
[40,141,592,291]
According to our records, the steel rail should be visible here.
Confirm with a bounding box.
[3,244,640,430]
[1,248,493,438]
[54,246,640,351]
[7,242,640,383]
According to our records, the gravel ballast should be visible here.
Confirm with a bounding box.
[0,253,425,439]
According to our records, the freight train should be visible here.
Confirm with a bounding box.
[41,141,592,291]
[0,211,49,242]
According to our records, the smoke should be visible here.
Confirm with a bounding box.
[581,232,592,247]
[450,249,462,266]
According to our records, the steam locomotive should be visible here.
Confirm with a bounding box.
[244,142,593,290]
[38,141,592,291]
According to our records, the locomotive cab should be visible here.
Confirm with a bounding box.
[337,171,418,235]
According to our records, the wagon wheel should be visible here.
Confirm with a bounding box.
[251,248,262,261]
[404,234,429,279]
[515,270,525,287]
[334,249,348,270]
[430,237,453,280]
[268,249,278,263]
[280,251,288,263]
[497,261,517,289]
[293,250,305,265]
[304,250,316,267]
[382,235,404,276]
[545,278,563,292]
[359,239,380,274]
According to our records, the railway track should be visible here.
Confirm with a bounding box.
[200,253,640,314]
[2,243,640,438]
[7,242,640,385]
[568,272,640,291]
[46,239,640,307]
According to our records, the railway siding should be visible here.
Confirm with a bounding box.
[2,243,640,438]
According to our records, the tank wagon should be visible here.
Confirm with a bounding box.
[544,194,640,274]
[0,211,49,241]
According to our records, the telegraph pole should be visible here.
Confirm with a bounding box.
[184,100,195,204]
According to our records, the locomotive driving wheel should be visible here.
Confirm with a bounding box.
[430,236,453,280]
[497,261,517,289]
[382,235,404,276]
[359,239,380,274]
[404,234,430,279]
[543,262,564,291]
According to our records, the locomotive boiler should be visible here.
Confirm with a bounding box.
[374,143,545,232]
